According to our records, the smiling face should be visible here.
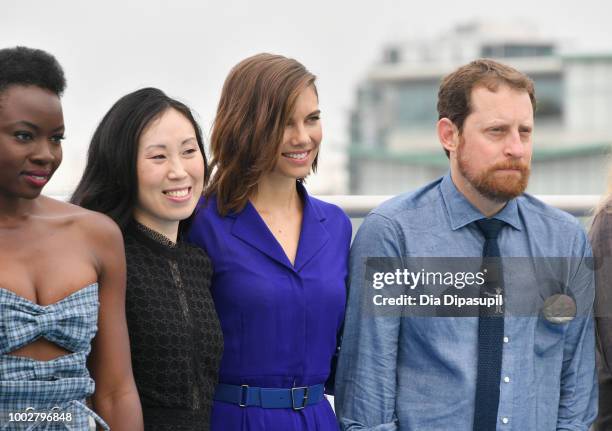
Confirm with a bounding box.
[133,108,205,237]
[270,85,321,181]
[0,85,64,201]
[454,84,533,202]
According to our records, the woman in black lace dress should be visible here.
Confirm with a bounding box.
[71,87,223,430]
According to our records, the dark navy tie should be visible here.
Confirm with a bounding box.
[473,218,506,431]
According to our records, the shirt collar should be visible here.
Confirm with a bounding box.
[440,173,522,231]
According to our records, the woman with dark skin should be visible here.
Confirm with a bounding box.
[71,87,223,431]
[0,47,143,430]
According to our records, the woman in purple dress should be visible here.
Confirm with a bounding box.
[188,53,351,430]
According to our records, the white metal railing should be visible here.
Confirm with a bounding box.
[316,194,601,218]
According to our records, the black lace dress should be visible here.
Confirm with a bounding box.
[124,222,223,431]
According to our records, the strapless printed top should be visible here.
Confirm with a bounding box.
[0,283,108,430]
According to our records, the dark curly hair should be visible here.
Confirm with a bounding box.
[0,46,66,96]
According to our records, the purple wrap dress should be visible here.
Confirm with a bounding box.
[188,184,351,430]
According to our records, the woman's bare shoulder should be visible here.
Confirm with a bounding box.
[40,196,122,241]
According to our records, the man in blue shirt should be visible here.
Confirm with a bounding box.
[335,59,597,430]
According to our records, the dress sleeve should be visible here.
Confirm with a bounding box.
[186,201,213,253]
[589,210,612,429]
[326,213,353,395]
[590,210,612,370]
[556,228,598,429]
[334,213,402,431]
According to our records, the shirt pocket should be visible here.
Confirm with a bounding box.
[534,317,567,358]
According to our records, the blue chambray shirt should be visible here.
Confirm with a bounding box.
[335,174,597,431]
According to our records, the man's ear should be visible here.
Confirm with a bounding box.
[437,118,459,155]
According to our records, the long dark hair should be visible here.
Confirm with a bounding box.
[71,87,208,238]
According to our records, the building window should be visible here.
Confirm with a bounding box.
[481,44,554,58]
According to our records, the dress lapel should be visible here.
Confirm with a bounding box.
[293,186,330,272]
[231,201,294,270]
[230,184,330,272]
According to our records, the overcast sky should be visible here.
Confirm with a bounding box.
[3,0,612,194]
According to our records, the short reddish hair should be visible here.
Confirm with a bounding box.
[437,59,536,157]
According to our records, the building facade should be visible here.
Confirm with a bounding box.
[349,21,612,195]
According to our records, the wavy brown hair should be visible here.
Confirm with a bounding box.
[207,53,317,216]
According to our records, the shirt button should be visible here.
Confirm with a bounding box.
[503,336,509,343]
[502,417,509,424]
[504,376,510,383]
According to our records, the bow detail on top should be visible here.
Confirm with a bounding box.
[0,351,89,381]
[0,284,99,355]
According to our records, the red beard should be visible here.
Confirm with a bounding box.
[457,143,530,202]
